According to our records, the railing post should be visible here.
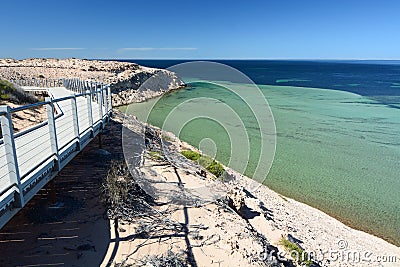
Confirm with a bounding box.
[95,82,98,99]
[86,81,90,94]
[98,83,104,126]
[88,81,92,97]
[71,95,80,150]
[103,84,108,115]
[0,106,25,207]
[86,90,94,135]
[91,82,95,101]
[93,82,97,102]
[45,97,60,171]
[107,85,112,112]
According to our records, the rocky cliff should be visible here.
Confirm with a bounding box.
[0,58,185,106]
[109,67,185,106]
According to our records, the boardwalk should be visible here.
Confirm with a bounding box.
[0,79,112,229]
[0,119,123,266]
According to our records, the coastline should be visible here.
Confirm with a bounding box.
[111,109,400,266]
[1,58,398,265]
[122,80,400,248]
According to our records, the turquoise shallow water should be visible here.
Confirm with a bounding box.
[122,82,400,246]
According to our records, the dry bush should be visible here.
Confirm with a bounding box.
[102,160,154,220]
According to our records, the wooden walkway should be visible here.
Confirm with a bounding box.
[0,118,124,266]
[0,79,112,229]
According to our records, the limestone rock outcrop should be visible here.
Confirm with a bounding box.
[0,58,186,106]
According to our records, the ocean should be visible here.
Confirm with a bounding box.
[121,60,400,246]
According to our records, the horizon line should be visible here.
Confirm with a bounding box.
[3,57,400,61]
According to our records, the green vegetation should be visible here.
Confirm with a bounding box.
[181,150,201,161]
[205,160,224,177]
[0,80,13,101]
[162,134,174,142]
[279,238,313,266]
[0,80,38,104]
[181,150,225,178]
[197,154,213,167]
[147,150,163,161]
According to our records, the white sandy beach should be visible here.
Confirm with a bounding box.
[104,111,400,266]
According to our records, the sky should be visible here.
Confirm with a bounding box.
[1,0,400,60]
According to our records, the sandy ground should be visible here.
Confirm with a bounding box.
[7,102,47,133]
[97,112,399,267]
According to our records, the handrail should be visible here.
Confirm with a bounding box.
[0,78,113,229]
[10,78,63,88]
[9,101,50,113]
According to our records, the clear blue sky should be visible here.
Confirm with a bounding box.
[1,0,400,59]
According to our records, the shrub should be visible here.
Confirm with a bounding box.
[181,150,201,161]
[279,238,313,266]
[0,80,38,104]
[197,155,213,167]
[102,160,155,221]
[128,250,187,267]
[181,150,225,178]
[206,161,224,177]
[103,161,130,208]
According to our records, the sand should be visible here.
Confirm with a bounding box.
[101,111,400,267]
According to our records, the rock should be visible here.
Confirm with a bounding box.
[226,187,246,215]
[0,58,185,106]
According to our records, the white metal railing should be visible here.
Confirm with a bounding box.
[10,78,63,89]
[0,78,112,229]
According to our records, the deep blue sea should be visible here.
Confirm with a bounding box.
[121,60,400,246]
[129,59,400,108]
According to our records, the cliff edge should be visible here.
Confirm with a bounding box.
[0,58,185,106]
